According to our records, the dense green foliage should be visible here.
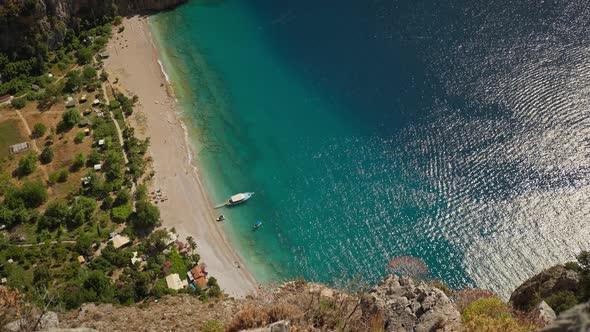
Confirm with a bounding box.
[0,15,216,314]
[39,146,53,164]
[59,109,82,131]
[17,151,37,175]
[32,123,47,138]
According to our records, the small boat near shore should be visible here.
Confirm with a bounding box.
[253,220,262,229]
[225,192,254,206]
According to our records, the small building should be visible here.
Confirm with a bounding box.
[77,255,86,264]
[81,176,91,186]
[80,94,88,103]
[84,128,91,135]
[165,273,187,291]
[131,251,141,265]
[48,73,53,78]
[0,277,6,284]
[92,99,101,106]
[79,119,90,127]
[83,108,92,115]
[93,164,102,171]
[111,234,130,249]
[7,259,14,264]
[98,139,105,147]
[99,52,110,59]
[31,84,40,91]
[9,142,30,154]
[190,265,208,288]
[87,84,97,92]
[0,94,12,103]
[65,99,76,108]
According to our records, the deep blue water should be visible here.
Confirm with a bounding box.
[152,0,590,297]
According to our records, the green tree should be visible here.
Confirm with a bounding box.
[17,151,37,175]
[544,291,578,315]
[111,204,133,223]
[113,189,131,207]
[87,150,102,165]
[82,66,97,82]
[39,146,53,164]
[74,131,85,144]
[102,242,131,267]
[40,200,69,229]
[104,150,124,181]
[71,152,85,172]
[10,98,26,109]
[101,195,113,211]
[33,264,51,287]
[83,270,114,303]
[18,181,48,208]
[132,200,160,229]
[68,196,97,228]
[64,70,82,92]
[32,123,47,138]
[75,233,93,255]
[77,47,94,65]
[60,109,82,130]
[100,71,109,81]
[57,170,68,182]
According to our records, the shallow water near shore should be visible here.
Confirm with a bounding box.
[151,0,590,296]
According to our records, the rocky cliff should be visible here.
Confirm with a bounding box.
[0,0,186,56]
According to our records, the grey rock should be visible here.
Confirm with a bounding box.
[537,301,557,325]
[4,311,59,332]
[361,275,461,332]
[510,265,579,310]
[541,301,590,332]
[245,320,290,332]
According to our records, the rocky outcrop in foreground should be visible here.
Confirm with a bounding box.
[361,275,461,332]
[541,300,590,332]
[509,265,579,310]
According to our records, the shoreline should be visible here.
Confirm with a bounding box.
[104,15,258,298]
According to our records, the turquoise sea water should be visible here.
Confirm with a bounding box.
[151,1,590,296]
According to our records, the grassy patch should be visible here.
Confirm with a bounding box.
[0,119,26,160]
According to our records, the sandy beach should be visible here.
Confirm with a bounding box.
[103,16,258,298]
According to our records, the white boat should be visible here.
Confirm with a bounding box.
[226,192,254,206]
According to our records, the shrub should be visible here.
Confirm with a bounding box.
[113,16,123,25]
[74,131,85,144]
[87,150,102,165]
[71,153,85,171]
[544,291,578,315]
[82,66,97,82]
[111,205,133,223]
[100,71,109,81]
[17,151,38,175]
[113,189,131,207]
[32,123,47,138]
[39,147,53,164]
[18,181,48,208]
[64,70,82,92]
[132,200,160,229]
[11,98,26,109]
[57,170,68,182]
[77,47,94,65]
[456,288,497,313]
[462,298,512,322]
[200,320,224,332]
[226,305,269,332]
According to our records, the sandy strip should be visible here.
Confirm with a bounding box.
[104,16,258,298]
